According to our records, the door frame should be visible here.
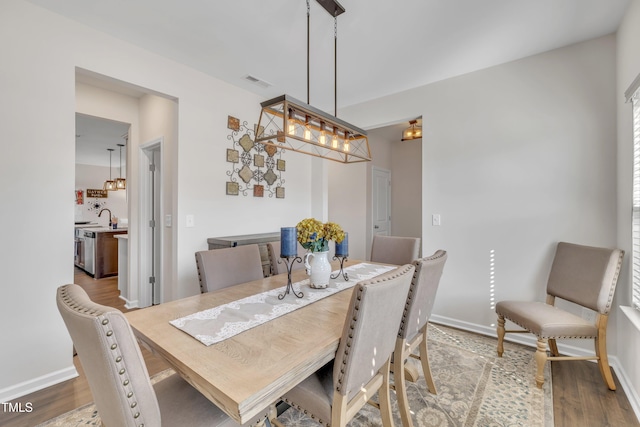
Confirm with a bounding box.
[138,137,163,308]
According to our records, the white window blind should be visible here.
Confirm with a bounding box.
[632,90,640,311]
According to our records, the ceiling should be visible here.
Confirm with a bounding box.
[49,0,629,163]
[76,113,129,168]
[29,0,630,115]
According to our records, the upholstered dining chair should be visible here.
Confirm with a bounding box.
[281,264,415,427]
[266,241,307,276]
[56,284,271,427]
[195,244,264,293]
[393,250,447,427]
[370,235,420,265]
[495,242,624,390]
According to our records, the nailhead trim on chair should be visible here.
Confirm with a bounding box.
[59,285,147,427]
[601,249,624,314]
[335,264,414,393]
[97,313,147,427]
[195,253,206,294]
[281,397,329,427]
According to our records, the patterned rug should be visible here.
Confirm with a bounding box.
[38,324,553,427]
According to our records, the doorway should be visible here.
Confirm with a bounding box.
[139,139,163,307]
[75,113,130,279]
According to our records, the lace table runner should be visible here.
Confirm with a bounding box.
[170,263,396,346]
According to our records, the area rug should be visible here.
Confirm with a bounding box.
[38,324,553,427]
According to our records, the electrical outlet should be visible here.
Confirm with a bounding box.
[581,308,597,324]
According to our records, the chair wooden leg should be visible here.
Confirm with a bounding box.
[595,319,616,390]
[331,392,349,427]
[379,358,396,427]
[394,339,414,427]
[534,338,547,388]
[418,326,437,394]
[497,315,505,357]
[548,338,559,357]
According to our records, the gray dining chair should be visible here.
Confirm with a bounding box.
[56,284,271,427]
[266,241,307,276]
[393,250,447,427]
[281,264,415,427]
[195,244,264,293]
[370,235,420,265]
[496,242,624,390]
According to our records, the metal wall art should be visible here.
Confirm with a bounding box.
[226,115,286,198]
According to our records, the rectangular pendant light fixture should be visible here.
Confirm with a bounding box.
[254,95,371,164]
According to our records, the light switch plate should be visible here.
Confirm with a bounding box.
[165,214,172,227]
[432,214,441,226]
[186,214,195,228]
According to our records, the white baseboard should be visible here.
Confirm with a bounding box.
[609,355,640,422]
[0,366,78,403]
[119,295,138,309]
[430,314,640,423]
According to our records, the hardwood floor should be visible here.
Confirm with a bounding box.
[0,267,638,427]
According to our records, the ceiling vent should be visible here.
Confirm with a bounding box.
[244,75,272,88]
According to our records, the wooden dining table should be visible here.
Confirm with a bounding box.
[125,259,374,424]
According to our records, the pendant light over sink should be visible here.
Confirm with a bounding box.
[103,148,116,191]
[115,138,126,190]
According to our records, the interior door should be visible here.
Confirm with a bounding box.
[372,167,391,236]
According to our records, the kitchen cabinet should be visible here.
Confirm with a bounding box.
[95,229,127,279]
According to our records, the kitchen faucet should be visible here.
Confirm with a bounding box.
[98,208,113,227]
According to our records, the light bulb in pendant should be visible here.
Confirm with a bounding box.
[332,135,339,149]
[343,141,350,152]
[319,130,327,145]
[288,119,295,135]
[318,122,326,145]
[304,125,312,140]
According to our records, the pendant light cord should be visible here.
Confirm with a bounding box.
[334,15,338,117]
[307,0,310,105]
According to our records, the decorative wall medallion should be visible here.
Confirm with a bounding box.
[226,117,286,198]
[238,165,253,183]
[87,198,107,213]
[226,182,239,196]
[227,115,240,131]
[239,134,254,152]
[264,144,278,158]
[227,149,239,163]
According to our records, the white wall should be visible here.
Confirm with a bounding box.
[616,0,640,415]
[0,0,313,401]
[391,138,422,240]
[342,35,618,346]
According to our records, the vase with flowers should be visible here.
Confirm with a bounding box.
[297,218,345,289]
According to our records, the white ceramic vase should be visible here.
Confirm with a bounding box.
[303,250,331,289]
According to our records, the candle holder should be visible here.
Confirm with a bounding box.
[330,255,349,281]
[278,256,304,299]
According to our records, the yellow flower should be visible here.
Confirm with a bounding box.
[296,218,344,252]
